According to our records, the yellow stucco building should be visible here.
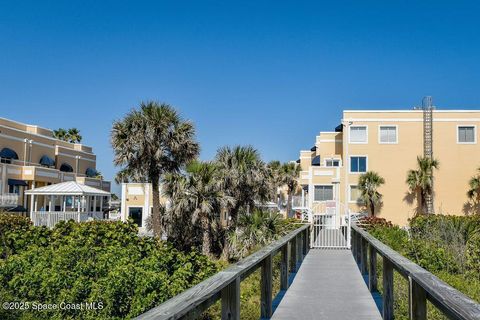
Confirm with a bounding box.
[0,117,111,213]
[295,109,480,226]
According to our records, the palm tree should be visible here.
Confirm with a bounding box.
[67,128,82,143]
[111,101,199,237]
[281,162,301,217]
[267,160,283,205]
[53,128,68,141]
[358,171,385,216]
[170,161,234,256]
[406,156,439,215]
[215,145,269,226]
[467,168,480,213]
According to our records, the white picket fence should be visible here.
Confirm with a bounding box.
[31,211,105,228]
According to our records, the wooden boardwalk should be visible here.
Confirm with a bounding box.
[271,250,382,320]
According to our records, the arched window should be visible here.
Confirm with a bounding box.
[39,155,55,167]
[0,148,19,164]
[85,168,98,177]
[59,163,74,173]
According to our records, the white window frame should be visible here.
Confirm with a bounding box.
[349,184,365,204]
[457,125,477,144]
[313,184,334,202]
[378,125,398,144]
[349,125,368,144]
[349,155,368,174]
[324,158,342,167]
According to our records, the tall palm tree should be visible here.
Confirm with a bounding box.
[281,162,301,217]
[67,128,82,143]
[267,160,283,205]
[170,161,234,256]
[111,101,199,237]
[406,156,439,215]
[215,145,269,226]
[358,171,385,216]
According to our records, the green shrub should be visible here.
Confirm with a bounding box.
[0,213,51,258]
[0,219,217,320]
[466,234,480,277]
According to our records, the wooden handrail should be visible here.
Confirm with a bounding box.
[351,224,480,320]
[135,224,310,320]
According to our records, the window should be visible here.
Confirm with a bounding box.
[349,185,364,203]
[128,207,143,227]
[350,156,367,173]
[325,159,340,167]
[314,185,333,201]
[379,126,397,144]
[458,126,476,143]
[349,126,367,143]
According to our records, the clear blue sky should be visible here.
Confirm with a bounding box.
[1,1,480,195]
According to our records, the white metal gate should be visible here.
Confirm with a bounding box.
[311,212,350,249]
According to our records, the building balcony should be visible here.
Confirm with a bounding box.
[1,161,110,190]
[0,193,19,207]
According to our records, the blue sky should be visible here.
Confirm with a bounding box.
[1,1,480,195]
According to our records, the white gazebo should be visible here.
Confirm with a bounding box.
[25,181,111,228]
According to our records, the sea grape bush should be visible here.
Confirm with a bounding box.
[0,213,217,320]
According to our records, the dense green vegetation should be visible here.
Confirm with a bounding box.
[0,214,217,320]
[0,212,299,320]
[362,215,480,319]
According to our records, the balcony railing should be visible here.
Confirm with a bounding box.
[0,193,19,207]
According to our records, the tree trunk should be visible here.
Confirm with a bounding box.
[370,200,375,217]
[151,178,162,238]
[286,188,293,218]
[201,216,212,256]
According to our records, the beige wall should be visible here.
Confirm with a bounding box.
[296,110,480,226]
[0,117,110,211]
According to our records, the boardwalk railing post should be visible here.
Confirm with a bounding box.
[302,228,308,256]
[351,228,356,259]
[361,237,368,275]
[409,276,427,320]
[298,234,302,263]
[221,277,240,320]
[383,257,394,320]
[299,232,304,262]
[290,235,297,272]
[280,243,289,290]
[368,244,378,292]
[261,254,273,319]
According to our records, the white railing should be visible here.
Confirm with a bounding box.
[0,193,19,207]
[311,213,350,249]
[31,211,105,228]
[292,196,307,209]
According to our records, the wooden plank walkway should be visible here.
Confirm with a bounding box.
[271,250,382,320]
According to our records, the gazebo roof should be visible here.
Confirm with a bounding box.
[25,181,110,196]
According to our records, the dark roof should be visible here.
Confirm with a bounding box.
[7,205,27,212]
[85,167,98,177]
[0,148,19,159]
[60,163,74,173]
[8,179,28,186]
[311,155,321,166]
[39,155,55,167]
[310,146,317,151]
[296,159,300,163]
[335,124,343,132]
